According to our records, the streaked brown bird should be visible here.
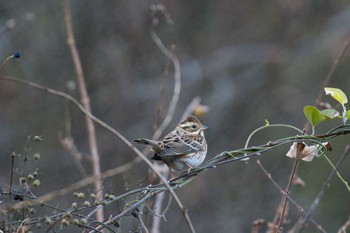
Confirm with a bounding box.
[133,115,208,174]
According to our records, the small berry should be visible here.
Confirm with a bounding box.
[89,193,96,199]
[14,51,21,59]
[32,179,40,187]
[61,219,69,226]
[28,174,34,181]
[80,218,88,225]
[77,192,85,199]
[71,202,78,209]
[72,219,79,225]
[33,153,40,160]
[33,171,38,177]
[83,201,90,207]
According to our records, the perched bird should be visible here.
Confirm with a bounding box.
[133,115,208,174]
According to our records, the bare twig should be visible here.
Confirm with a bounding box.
[150,4,181,141]
[36,158,140,203]
[337,215,350,233]
[60,82,87,178]
[275,157,300,233]
[256,160,326,233]
[315,35,350,106]
[296,145,350,232]
[0,19,16,36]
[8,153,15,224]
[62,0,104,222]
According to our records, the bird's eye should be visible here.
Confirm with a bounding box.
[192,125,197,129]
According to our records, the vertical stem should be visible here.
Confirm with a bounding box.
[275,142,303,233]
[8,153,15,224]
[275,158,299,232]
[62,0,104,222]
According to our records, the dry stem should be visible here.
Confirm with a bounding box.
[62,0,104,222]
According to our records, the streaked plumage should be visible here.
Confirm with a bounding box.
[133,115,208,172]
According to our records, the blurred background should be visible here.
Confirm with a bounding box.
[0,0,350,232]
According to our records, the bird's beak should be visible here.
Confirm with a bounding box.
[201,125,209,130]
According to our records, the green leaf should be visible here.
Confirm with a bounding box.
[320,109,340,119]
[324,87,348,105]
[304,106,329,127]
[347,110,350,120]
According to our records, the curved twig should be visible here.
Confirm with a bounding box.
[150,5,181,141]
[297,145,350,232]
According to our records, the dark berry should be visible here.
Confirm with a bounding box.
[14,51,21,59]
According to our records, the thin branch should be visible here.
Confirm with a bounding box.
[275,158,300,233]
[0,19,16,36]
[62,0,104,222]
[297,145,350,232]
[150,4,181,141]
[256,160,326,233]
[36,157,140,203]
[8,153,15,224]
[337,215,350,233]
[315,35,350,105]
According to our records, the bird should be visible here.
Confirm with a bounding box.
[133,115,208,175]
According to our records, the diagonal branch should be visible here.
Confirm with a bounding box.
[315,35,350,106]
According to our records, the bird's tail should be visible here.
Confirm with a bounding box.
[132,138,158,146]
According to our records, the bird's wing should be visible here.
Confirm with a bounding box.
[158,135,202,157]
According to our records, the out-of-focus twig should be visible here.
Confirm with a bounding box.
[150,4,181,141]
[181,97,202,121]
[274,157,300,233]
[256,160,326,233]
[36,157,139,203]
[337,215,350,233]
[62,0,104,222]
[315,35,350,106]
[0,19,16,36]
[296,145,350,232]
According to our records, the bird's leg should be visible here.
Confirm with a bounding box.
[165,163,176,179]
[186,164,193,175]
